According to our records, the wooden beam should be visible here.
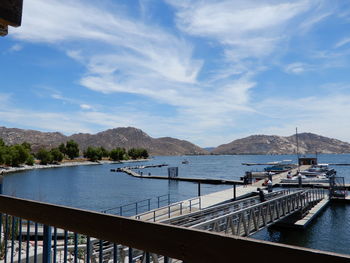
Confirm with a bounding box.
[0,194,349,263]
[0,0,23,27]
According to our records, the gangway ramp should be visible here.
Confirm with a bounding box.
[163,189,327,237]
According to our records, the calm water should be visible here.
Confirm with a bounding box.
[3,154,350,255]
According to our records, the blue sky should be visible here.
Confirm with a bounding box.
[1,0,350,147]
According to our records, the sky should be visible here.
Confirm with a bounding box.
[1,0,350,147]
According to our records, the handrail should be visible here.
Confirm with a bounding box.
[102,193,170,215]
[134,196,201,221]
[0,194,348,263]
[191,189,326,232]
[162,190,292,226]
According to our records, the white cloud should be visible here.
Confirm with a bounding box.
[13,0,201,84]
[167,0,317,61]
[254,93,350,143]
[8,44,23,52]
[80,104,93,110]
[284,62,309,74]
[335,37,350,48]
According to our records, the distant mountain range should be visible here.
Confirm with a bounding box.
[1,126,350,155]
[0,127,208,156]
[211,133,350,155]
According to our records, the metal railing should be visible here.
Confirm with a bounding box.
[134,196,201,222]
[0,194,349,263]
[162,190,291,227]
[191,189,326,237]
[102,194,171,216]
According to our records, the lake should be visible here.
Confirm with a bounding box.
[2,154,350,255]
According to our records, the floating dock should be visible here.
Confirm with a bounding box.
[294,198,330,228]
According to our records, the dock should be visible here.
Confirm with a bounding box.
[294,198,330,228]
[113,167,243,185]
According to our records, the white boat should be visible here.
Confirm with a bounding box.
[281,174,329,184]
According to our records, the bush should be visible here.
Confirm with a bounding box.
[25,155,35,166]
[50,148,64,162]
[127,148,149,160]
[65,140,79,160]
[36,149,53,165]
[109,148,126,161]
[83,146,102,162]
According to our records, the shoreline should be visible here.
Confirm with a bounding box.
[0,159,151,176]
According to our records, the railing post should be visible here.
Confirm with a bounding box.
[233,183,236,201]
[168,193,171,205]
[43,225,52,263]
[198,182,201,197]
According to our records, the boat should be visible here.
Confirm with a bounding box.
[300,164,336,177]
[280,174,329,184]
[182,159,189,164]
[264,160,297,173]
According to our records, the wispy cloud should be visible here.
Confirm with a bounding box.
[8,44,23,52]
[335,37,350,48]
[284,62,315,74]
[167,0,319,62]
[4,0,350,146]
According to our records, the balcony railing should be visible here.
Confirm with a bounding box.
[0,194,349,263]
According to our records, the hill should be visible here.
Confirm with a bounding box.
[211,133,350,155]
[0,126,208,156]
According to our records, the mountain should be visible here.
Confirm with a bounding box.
[203,147,215,152]
[211,133,350,155]
[0,126,208,156]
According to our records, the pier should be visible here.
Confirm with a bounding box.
[112,166,244,185]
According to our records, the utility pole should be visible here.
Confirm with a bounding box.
[296,127,300,172]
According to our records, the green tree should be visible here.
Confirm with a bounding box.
[0,138,5,147]
[65,140,79,160]
[36,149,53,165]
[127,148,138,159]
[13,145,30,165]
[84,146,102,162]
[21,142,31,151]
[25,155,35,166]
[109,147,126,161]
[50,148,64,162]
[139,148,149,159]
[58,143,66,155]
[99,147,109,158]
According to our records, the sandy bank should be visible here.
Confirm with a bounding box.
[0,159,150,175]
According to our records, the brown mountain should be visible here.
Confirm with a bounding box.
[0,126,208,156]
[211,133,350,155]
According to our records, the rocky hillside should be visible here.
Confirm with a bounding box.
[211,133,350,155]
[0,126,208,156]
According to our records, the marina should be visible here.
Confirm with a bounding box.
[1,154,350,262]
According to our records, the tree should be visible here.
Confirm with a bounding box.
[83,146,102,162]
[13,145,30,166]
[139,148,149,159]
[58,143,66,155]
[50,148,64,162]
[21,142,31,151]
[109,147,125,161]
[65,140,79,160]
[0,138,5,147]
[99,147,109,158]
[36,149,53,165]
[25,155,35,166]
[127,148,149,160]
